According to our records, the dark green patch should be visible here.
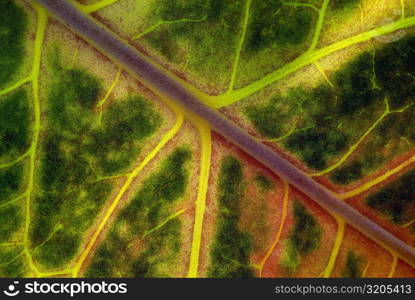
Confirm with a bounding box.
[31,181,113,268]
[255,174,274,191]
[245,94,300,139]
[47,68,101,135]
[131,219,181,278]
[148,0,237,56]
[246,85,350,171]
[120,148,190,226]
[34,231,79,268]
[146,0,244,83]
[0,88,31,160]
[286,128,348,170]
[0,163,24,204]
[0,247,22,265]
[85,248,112,277]
[208,156,254,278]
[332,0,360,10]
[50,68,101,112]
[0,254,27,278]
[281,201,321,275]
[330,151,385,186]
[246,0,314,52]
[31,56,162,268]
[0,203,22,242]
[376,111,415,144]
[330,161,363,185]
[334,52,383,115]
[0,0,27,87]
[157,0,207,20]
[290,201,321,256]
[342,251,363,278]
[94,97,161,175]
[86,148,191,278]
[375,36,415,110]
[366,169,415,225]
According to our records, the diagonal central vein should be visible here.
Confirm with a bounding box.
[34,0,415,268]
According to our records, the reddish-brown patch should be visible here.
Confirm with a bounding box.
[331,225,393,278]
[394,260,415,278]
[261,189,337,277]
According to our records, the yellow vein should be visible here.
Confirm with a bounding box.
[258,180,289,277]
[0,151,30,170]
[0,251,24,267]
[267,120,300,143]
[23,3,47,277]
[388,253,398,277]
[314,61,334,87]
[0,193,27,210]
[309,0,330,52]
[32,224,63,251]
[94,172,132,183]
[401,219,415,228]
[132,17,207,41]
[282,1,319,12]
[38,270,74,278]
[70,46,79,68]
[0,242,23,247]
[187,117,211,278]
[96,68,122,107]
[226,0,252,93]
[361,259,371,277]
[400,0,406,19]
[339,154,415,199]
[75,0,120,14]
[143,207,189,238]
[0,77,31,97]
[321,216,345,277]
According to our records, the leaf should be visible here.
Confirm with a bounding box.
[0,0,414,277]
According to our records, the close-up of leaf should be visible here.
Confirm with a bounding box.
[1,0,415,278]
